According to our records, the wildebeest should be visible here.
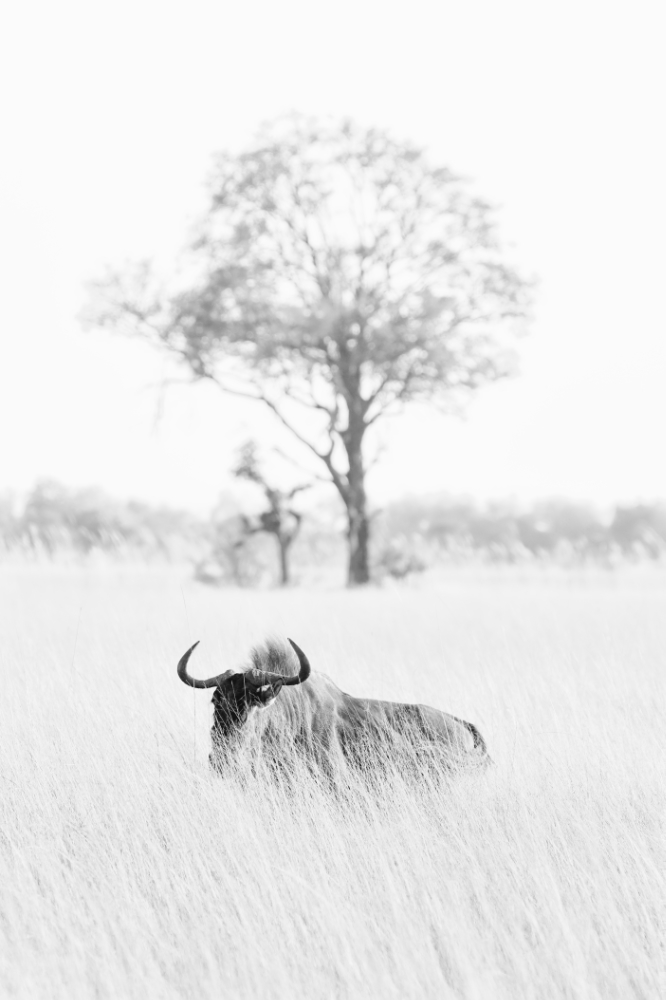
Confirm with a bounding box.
[177,636,489,777]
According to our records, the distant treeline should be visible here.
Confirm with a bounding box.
[2,481,666,577]
[0,481,341,582]
[375,496,666,574]
[0,481,205,561]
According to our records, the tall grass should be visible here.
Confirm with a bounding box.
[1,566,664,998]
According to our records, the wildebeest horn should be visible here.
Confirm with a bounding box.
[283,638,311,686]
[176,641,234,688]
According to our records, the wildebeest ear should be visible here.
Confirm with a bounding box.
[214,670,236,687]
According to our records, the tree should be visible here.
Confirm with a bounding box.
[232,441,309,585]
[87,115,531,584]
[610,503,666,559]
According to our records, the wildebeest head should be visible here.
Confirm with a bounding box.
[177,637,311,734]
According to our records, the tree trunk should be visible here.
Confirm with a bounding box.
[347,497,370,585]
[277,535,290,586]
[344,420,371,586]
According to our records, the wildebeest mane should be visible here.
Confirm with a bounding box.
[247,636,297,677]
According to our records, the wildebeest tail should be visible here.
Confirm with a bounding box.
[465,722,488,756]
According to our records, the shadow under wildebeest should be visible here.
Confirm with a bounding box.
[176,637,490,788]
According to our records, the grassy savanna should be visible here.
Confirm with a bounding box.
[1,566,664,999]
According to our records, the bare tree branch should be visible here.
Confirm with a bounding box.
[273,446,335,486]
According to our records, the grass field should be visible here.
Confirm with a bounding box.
[1,565,665,999]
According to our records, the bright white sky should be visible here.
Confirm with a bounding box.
[1,0,664,513]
